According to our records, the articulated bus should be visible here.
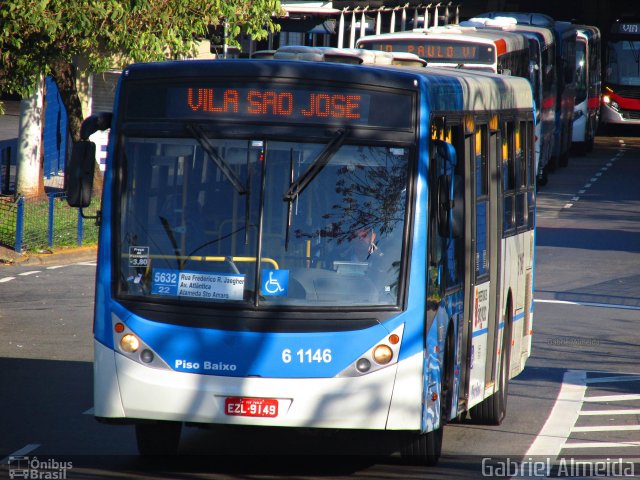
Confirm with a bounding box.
[66,49,535,464]
[478,12,577,169]
[602,20,640,126]
[572,25,601,153]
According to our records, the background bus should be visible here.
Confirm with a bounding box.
[601,19,640,126]
[355,25,531,78]
[572,25,602,153]
[477,12,577,169]
[65,48,536,465]
[461,18,557,185]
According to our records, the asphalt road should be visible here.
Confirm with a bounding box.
[1,128,639,479]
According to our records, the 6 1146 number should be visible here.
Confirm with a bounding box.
[281,348,332,364]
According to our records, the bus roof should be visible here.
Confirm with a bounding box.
[574,24,601,41]
[120,57,534,115]
[357,26,528,54]
[476,12,555,28]
[462,18,555,47]
[272,45,428,67]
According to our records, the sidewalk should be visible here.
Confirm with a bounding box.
[0,244,97,266]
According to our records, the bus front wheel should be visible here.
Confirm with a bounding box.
[135,421,182,456]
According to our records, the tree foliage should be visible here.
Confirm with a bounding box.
[0,0,282,190]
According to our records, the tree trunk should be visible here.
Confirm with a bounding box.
[16,76,45,197]
[49,58,104,195]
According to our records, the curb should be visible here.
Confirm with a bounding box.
[0,246,97,267]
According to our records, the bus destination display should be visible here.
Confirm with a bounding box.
[124,82,413,130]
[184,87,367,121]
[362,40,495,64]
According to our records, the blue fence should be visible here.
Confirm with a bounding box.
[0,192,99,253]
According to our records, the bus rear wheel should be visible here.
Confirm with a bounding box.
[135,421,182,456]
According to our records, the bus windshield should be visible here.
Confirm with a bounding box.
[575,41,588,103]
[117,133,410,308]
[606,40,640,86]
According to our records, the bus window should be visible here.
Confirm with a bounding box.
[502,122,515,234]
[475,126,489,280]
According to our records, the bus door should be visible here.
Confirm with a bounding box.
[463,118,500,409]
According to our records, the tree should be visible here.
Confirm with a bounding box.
[0,0,282,195]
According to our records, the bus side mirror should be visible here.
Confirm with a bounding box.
[66,112,112,209]
[66,141,95,208]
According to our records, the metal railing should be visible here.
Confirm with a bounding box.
[0,192,99,253]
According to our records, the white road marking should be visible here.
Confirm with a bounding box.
[572,425,640,432]
[18,271,41,276]
[563,441,640,449]
[0,443,41,464]
[0,277,16,283]
[525,370,586,457]
[534,298,640,311]
[46,265,67,270]
[583,394,640,403]
[580,409,640,415]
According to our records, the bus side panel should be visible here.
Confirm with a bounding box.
[94,341,126,418]
[385,351,425,430]
[501,235,521,379]
[501,230,534,380]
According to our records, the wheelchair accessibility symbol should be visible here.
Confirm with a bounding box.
[261,269,289,296]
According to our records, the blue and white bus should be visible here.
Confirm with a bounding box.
[66,49,536,464]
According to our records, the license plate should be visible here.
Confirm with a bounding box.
[224,397,278,418]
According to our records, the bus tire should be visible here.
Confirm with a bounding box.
[401,427,443,466]
[135,421,182,456]
[469,311,511,425]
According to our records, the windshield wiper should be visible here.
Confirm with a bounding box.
[159,215,184,268]
[282,129,349,251]
[186,123,247,195]
[283,128,349,202]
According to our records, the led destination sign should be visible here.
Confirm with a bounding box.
[124,82,414,130]
[361,40,495,64]
[185,87,366,121]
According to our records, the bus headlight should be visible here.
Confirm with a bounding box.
[120,334,140,353]
[373,344,394,364]
[111,315,170,370]
[336,324,404,377]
